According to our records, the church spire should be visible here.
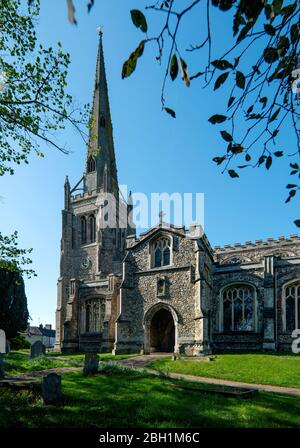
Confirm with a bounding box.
[86,31,118,194]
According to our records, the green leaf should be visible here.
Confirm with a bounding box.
[258,155,267,166]
[228,169,239,178]
[273,0,283,14]
[294,220,300,228]
[213,156,226,165]
[287,184,298,188]
[211,59,233,70]
[179,58,190,87]
[274,151,283,157]
[214,72,229,90]
[245,153,251,161]
[130,10,148,33]
[208,114,227,124]
[286,189,297,203]
[230,144,243,154]
[170,54,179,81]
[278,36,290,51]
[236,71,245,89]
[164,107,176,118]
[227,96,235,108]
[291,24,299,44]
[237,22,254,43]
[264,24,276,35]
[220,130,233,142]
[259,97,268,108]
[263,47,279,64]
[269,107,280,122]
[280,2,297,19]
[290,163,299,169]
[122,41,145,79]
[266,155,272,170]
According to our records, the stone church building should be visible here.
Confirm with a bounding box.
[55,34,300,355]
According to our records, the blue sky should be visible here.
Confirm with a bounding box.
[0,0,298,327]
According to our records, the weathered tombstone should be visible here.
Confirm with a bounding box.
[83,353,99,376]
[0,329,6,354]
[41,373,62,406]
[30,340,45,358]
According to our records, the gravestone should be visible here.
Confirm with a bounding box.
[0,329,6,354]
[30,340,45,358]
[41,373,62,406]
[0,354,4,379]
[83,353,99,376]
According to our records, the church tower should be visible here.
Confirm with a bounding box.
[55,32,135,353]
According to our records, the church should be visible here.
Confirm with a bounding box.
[55,33,300,355]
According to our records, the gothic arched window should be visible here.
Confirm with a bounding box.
[152,237,171,268]
[221,284,255,332]
[283,280,300,332]
[89,214,96,243]
[100,115,106,128]
[87,156,96,173]
[81,216,87,244]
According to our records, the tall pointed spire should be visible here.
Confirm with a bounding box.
[86,30,118,195]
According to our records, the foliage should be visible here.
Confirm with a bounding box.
[10,334,30,350]
[121,1,299,205]
[149,353,300,388]
[0,0,87,176]
[0,231,35,277]
[67,0,300,223]
[0,267,29,339]
[0,0,88,274]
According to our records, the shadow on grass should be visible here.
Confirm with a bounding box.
[0,367,299,428]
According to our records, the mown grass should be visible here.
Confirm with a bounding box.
[3,351,139,375]
[3,351,80,375]
[149,353,300,388]
[0,366,299,428]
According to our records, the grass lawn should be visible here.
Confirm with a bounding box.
[149,353,300,388]
[3,351,139,375]
[0,366,299,428]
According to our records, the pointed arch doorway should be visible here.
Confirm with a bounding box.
[144,304,178,354]
[150,308,175,352]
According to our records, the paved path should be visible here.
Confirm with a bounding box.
[117,353,170,369]
[118,356,300,397]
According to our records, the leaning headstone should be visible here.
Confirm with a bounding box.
[0,329,6,354]
[0,354,4,379]
[83,353,99,376]
[30,340,45,358]
[41,373,62,406]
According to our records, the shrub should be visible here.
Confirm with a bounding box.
[10,335,30,350]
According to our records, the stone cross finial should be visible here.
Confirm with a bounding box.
[159,211,165,224]
[97,26,104,37]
